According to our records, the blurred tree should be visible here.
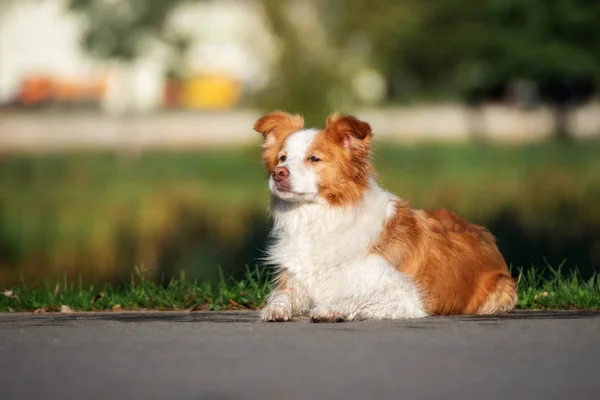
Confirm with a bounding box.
[69,0,344,122]
[344,0,600,139]
[256,0,348,125]
[256,0,422,124]
[66,0,600,137]
[67,0,197,62]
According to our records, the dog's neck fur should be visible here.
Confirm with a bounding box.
[267,179,397,269]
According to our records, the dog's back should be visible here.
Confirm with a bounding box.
[427,208,495,244]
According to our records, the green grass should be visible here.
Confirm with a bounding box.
[515,263,600,310]
[0,267,271,313]
[1,266,599,313]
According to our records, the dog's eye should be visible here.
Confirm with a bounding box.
[309,156,321,163]
[279,155,287,162]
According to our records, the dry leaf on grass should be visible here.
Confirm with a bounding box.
[534,291,551,300]
[228,299,248,310]
[112,304,123,312]
[60,305,74,314]
[189,303,210,311]
[2,290,20,303]
[90,292,105,311]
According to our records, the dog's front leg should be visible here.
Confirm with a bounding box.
[260,270,310,322]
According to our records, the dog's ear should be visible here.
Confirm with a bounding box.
[254,111,304,146]
[254,111,304,171]
[325,113,372,148]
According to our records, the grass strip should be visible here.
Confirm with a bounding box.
[1,265,599,313]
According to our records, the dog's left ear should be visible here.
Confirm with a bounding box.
[325,113,372,148]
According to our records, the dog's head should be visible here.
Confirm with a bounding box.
[254,111,373,206]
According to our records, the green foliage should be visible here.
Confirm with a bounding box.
[516,263,600,310]
[67,0,199,62]
[0,266,270,312]
[418,0,599,103]
[256,0,600,128]
[330,0,600,103]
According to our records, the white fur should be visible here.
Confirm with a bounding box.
[261,130,427,322]
[268,129,322,203]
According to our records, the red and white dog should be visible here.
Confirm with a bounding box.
[254,111,517,322]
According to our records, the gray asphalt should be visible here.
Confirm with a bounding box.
[1,311,599,400]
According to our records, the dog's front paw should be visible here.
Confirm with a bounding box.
[309,307,346,323]
[260,304,292,322]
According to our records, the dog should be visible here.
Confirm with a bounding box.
[254,111,517,322]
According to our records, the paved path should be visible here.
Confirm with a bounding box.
[1,311,599,399]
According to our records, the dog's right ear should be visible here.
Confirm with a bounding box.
[254,111,304,146]
[254,111,304,171]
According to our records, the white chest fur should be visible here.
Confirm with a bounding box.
[262,183,426,320]
[267,185,396,301]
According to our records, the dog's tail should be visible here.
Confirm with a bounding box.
[476,274,518,315]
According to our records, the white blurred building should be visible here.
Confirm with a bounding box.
[0,0,274,113]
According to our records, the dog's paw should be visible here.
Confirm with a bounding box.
[259,304,292,322]
[309,307,346,323]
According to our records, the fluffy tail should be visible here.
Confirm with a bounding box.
[477,275,518,315]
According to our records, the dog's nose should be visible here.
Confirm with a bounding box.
[272,166,290,182]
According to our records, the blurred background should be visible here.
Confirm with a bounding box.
[0,0,599,286]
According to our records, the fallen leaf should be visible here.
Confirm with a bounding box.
[90,292,105,311]
[33,308,46,314]
[112,304,123,312]
[534,291,552,300]
[60,305,74,313]
[2,290,20,304]
[189,303,210,311]
[228,299,247,310]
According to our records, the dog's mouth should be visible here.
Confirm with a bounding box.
[274,183,293,193]
[272,184,315,198]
